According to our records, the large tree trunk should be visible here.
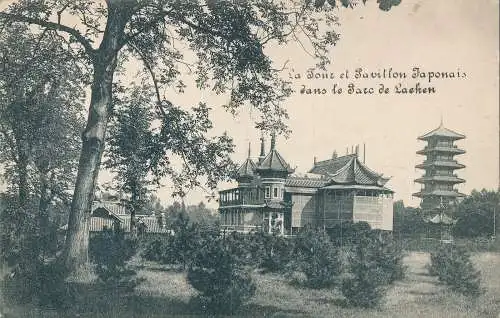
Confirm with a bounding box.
[61,2,130,274]
[62,64,115,274]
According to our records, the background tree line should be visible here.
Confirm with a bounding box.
[393,188,500,239]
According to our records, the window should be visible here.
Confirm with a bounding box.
[265,186,270,198]
[273,187,278,198]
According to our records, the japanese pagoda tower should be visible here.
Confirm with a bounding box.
[414,121,466,214]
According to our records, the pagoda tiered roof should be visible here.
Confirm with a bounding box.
[415,160,465,169]
[414,175,465,184]
[418,123,465,141]
[413,189,465,198]
[416,145,466,155]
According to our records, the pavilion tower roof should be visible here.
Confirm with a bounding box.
[418,121,465,141]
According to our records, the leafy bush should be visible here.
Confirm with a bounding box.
[292,227,342,289]
[89,228,140,290]
[327,221,372,247]
[187,237,256,314]
[247,231,294,272]
[366,230,406,284]
[141,236,169,263]
[0,197,71,308]
[428,244,482,296]
[141,216,220,268]
[2,261,70,308]
[340,229,405,307]
[223,231,260,267]
[341,240,387,307]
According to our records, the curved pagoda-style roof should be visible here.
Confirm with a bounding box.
[236,157,257,178]
[309,155,353,175]
[256,149,294,174]
[418,122,465,141]
[413,189,465,198]
[309,154,390,187]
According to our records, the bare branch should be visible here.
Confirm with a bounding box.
[127,41,163,112]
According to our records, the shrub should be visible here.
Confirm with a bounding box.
[328,221,372,247]
[223,231,260,267]
[141,235,177,265]
[341,275,386,308]
[341,239,387,308]
[89,228,140,291]
[187,237,256,315]
[141,218,220,268]
[428,244,482,296]
[341,229,405,308]
[2,261,70,308]
[0,198,70,308]
[292,227,342,289]
[366,230,406,284]
[257,232,295,273]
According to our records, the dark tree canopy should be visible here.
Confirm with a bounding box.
[453,189,499,238]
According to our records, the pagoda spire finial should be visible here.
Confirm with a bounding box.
[259,132,266,164]
[270,131,276,151]
[247,142,251,158]
[439,114,444,127]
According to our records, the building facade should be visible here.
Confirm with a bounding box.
[218,136,394,235]
[413,122,466,214]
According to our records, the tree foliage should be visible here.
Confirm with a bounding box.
[0,23,85,206]
[0,23,85,273]
[104,86,155,232]
[453,189,499,238]
[393,200,426,237]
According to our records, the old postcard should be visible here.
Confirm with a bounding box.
[0,0,498,317]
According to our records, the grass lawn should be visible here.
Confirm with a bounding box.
[2,252,499,317]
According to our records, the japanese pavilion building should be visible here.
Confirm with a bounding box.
[218,135,394,235]
[413,122,466,215]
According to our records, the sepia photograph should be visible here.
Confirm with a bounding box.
[0,0,498,317]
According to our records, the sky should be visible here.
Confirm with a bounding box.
[1,0,498,209]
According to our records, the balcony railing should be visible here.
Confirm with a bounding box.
[219,188,266,206]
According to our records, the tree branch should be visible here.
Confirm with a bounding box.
[0,12,96,57]
[127,42,162,105]
[120,9,173,48]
